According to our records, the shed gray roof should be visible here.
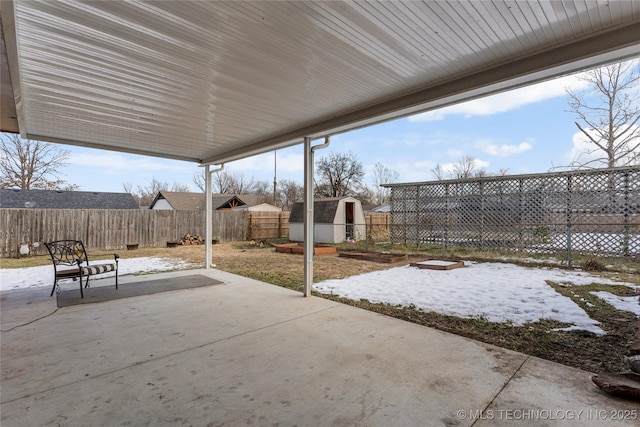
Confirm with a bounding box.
[290,198,349,224]
[0,189,139,209]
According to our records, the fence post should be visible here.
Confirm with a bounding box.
[365,220,369,252]
[443,182,449,257]
[479,181,485,250]
[623,171,630,257]
[566,175,573,267]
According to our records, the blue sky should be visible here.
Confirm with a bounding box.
[9,73,600,193]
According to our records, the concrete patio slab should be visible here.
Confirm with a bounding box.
[1,269,638,426]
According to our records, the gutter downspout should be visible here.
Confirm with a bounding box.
[303,136,330,297]
[205,163,224,269]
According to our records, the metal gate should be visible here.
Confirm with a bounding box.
[384,167,639,262]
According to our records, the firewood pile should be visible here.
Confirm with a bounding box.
[179,234,204,245]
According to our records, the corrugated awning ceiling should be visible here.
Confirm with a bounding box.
[2,1,639,164]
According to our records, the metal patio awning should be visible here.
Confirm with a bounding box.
[2,1,639,166]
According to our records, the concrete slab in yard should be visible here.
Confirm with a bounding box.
[1,269,638,426]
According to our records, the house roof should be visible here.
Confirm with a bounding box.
[0,188,139,209]
[290,197,359,224]
[150,191,262,210]
[232,203,281,212]
[151,191,205,210]
[2,1,639,165]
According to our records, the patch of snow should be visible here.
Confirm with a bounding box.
[0,257,197,291]
[314,262,637,335]
[590,291,640,317]
[3,256,637,336]
[416,260,458,267]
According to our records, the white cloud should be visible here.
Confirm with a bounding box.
[216,150,305,184]
[69,152,189,171]
[446,148,465,157]
[390,160,438,182]
[475,158,490,169]
[476,139,533,157]
[408,74,591,122]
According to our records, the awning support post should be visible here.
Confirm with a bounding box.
[205,163,224,269]
[303,136,330,297]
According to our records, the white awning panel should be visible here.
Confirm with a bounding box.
[2,1,639,164]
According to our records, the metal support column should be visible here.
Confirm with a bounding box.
[303,138,313,296]
[205,164,224,269]
[303,136,330,297]
[205,165,212,269]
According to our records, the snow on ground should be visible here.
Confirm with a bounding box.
[314,262,639,335]
[2,257,638,335]
[591,291,640,316]
[0,257,197,291]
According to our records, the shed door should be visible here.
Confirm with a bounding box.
[345,202,354,239]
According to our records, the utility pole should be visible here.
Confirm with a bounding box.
[273,150,277,205]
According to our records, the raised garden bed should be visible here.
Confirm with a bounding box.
[275,243,337,255]
[338,251,408,264]
[410,259,465,270]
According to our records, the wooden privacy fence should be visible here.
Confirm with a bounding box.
[248,211,391,242]
[248,211,291,240]
[1,208,392,258]
[0,209,248,258]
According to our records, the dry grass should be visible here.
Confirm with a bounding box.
[3,241,639,373]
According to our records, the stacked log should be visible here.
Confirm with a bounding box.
[180,234,204,245]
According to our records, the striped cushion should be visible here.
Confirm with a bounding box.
[81,263,117,276]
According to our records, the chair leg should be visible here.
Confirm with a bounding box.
[50,279,57,296]
[79,274,84,299]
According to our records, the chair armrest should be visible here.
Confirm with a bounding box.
[114,254,120,262]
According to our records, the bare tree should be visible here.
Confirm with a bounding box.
[431,164,447,180]
[566,59,640,168]
[129,177,190,206]
[192,170,206,192]
[210,170,255,194]
[122,182,134,194]
[277,179,304,210]
[315,151,365,198]
[432,156,490,180]
[371,162,399,205]
[452,155,478,179]
[0,134,78,190]
[194,169,273,203]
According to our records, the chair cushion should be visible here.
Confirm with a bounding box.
[81,263,117,276]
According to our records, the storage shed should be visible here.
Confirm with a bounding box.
[289,197,366,244]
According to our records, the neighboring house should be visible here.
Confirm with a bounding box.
[289,197,366,243]
[149,191,268,211]
[370,204,390,213]
[232,203,281,212]
[0,188,139,209]
[149,191,205,210]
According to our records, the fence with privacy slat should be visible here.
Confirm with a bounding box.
[1,208,393,258]
[385,166,640,263]
[0,209,248,258]
[247,211,291,240]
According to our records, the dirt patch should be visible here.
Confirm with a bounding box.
[338,251,408,263]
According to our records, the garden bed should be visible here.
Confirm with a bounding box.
[338,251,408,264]
[410,259,465,270]
[275,243,337,255]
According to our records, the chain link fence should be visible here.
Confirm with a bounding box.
[384,167,639,265]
